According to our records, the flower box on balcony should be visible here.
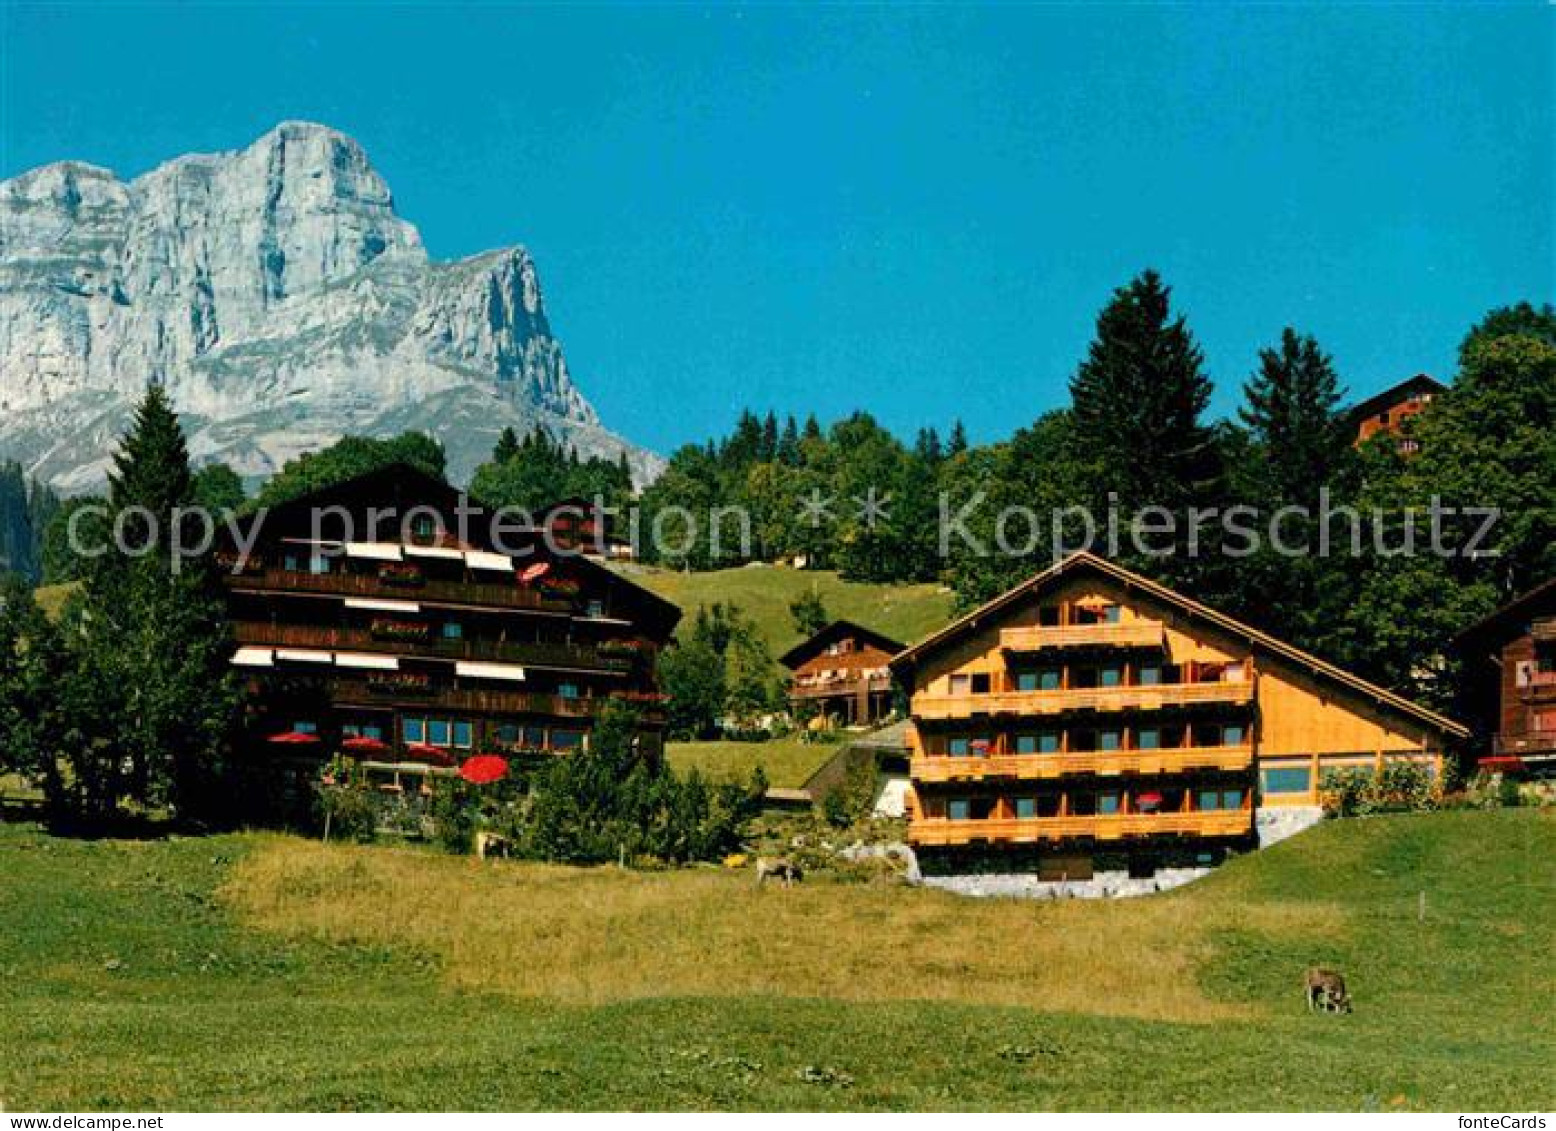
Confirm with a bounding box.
[379,562,424,587]
[598,638,652,658]
[370,618,431,642]
[367,671,433,695]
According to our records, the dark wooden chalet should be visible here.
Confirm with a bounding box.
[217,464,678,816]
[779,620,905,727]
[1455,579,1556,776]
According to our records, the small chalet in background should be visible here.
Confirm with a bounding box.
[780,620,905,727]
[1348,373,1445,453]
[1455,579,1556,777]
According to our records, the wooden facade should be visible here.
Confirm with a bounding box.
[779,620,905,727]
[218,465,678,815]
[891,553,1466,874]
[1455,580,1556,774]
[1349,373,1445,453]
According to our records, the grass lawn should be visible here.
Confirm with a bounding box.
[665,735,843,789]
[1,810,1551,1110]
[621,565,953,656]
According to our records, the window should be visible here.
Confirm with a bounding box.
[1099,729,1122,752]
[1014,797,1037,819]
[1037,606,1061,627]
[1221,723,1246,746]
[441,621,463,640]
[586,599,606,619]
[496,724,521,745]
[1015,670,1041,692]
[1137,663,1162,686]
[558,681,580,700]
[1038,732,1061,753]
[947,799,971,821]
[523,725,548,748]
[428,719,452,747]
[294,720,318,735]
[452,721,473,749]
[308,552,332,575]
[403,718,426,744]
[1098,791,1121,815]
[1262,767,1311,795]
[947,736,972,757]
[1136,727,1161,750]
[282,552,301,572]
[948,674,971,696]
[344,722,385,741]
[1099,664,1123,688]
[411,514,437,543]
[1038,668,1062,691]
[970,673,992,694]
[1014,734,1036,755]
[1197,788,1244,811]
[551,729,585,751]
[1101,604,1122,624]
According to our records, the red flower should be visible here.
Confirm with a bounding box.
[459,754,509,784]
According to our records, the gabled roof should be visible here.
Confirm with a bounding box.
[1452,578,1556,652]
[779,619,907,670]
[229,461,681,638]
[890,551,1467,739]
[1346,373,1447,425]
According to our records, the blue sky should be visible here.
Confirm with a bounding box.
[2,3,1550,455]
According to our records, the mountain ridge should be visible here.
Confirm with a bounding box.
[0,121,659,493]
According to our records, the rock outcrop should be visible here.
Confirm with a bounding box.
[0,121,656,492]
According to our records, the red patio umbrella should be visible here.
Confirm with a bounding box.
[459,753,509,784]
[340,735,390,757]
[267,730,322,746]
[404,743,456,767]
[1135,791,1163,811]
[520,561,551,583]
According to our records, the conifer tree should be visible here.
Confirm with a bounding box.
[64,383,241,825]
[1239,327,1351,511]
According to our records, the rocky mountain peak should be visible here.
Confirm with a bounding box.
[0,122,652,492]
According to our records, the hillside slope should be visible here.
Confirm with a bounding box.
[621,564,954,655]
[1,810,1549,1109]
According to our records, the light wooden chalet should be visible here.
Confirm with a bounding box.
[779,620,905,727]
[890,552,1466,877]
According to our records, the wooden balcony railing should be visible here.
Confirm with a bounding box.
[1000,621,1165,651]
[226,568,575,615]
[232,622,633,673]
[911,744,1253,782]
[317,678,666,725]
[1492,732,1556,757]
[789,675,894,699]
[912,676,1255,720]
[909,808,1253,846]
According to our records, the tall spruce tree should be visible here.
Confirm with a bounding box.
[1070,270,1219,514]
[63,383,241,825]
[1239,327,1351,511]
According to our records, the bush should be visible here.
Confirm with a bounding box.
[316,773,379,843]
[1319,761,1440,818]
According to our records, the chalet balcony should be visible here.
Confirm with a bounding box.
[908,808,1253,846]
[911,675,1255,720]
[999,621,1165,652]
[911,743,1253,782]
[232,622,633,674]
[1492,732,1556,758]
[320,677,666,725]
[225,567,575,615]
[789,674,894,700]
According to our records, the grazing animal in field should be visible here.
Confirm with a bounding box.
[475,831,512,860]
[755,856,803,888]
[1304,967,1352,1014]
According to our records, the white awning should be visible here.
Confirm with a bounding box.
[344,597,422,613]
[404,544,465,560]
[274,648,335,665]
[334,652,400,671]
[465,550,515,573]
[455,661,527,682]
[345,542,404,562]
[232,647,274,668]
